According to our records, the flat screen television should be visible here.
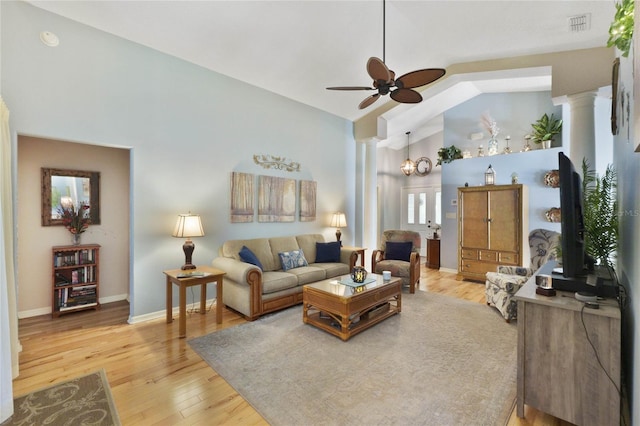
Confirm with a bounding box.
[557,151,591,278]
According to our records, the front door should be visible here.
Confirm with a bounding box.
[401,186,441,257]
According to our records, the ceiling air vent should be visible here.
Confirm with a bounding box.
[568,14,591,32]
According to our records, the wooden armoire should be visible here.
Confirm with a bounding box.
[457,184,529,281]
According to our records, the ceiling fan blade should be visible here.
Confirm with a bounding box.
[367,57,392,83]
[390,88,423,104]
[396,68,446,89]
[326,86,375,91]
[359,93,380,109]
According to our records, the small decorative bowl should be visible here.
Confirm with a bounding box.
[544,170,560,188]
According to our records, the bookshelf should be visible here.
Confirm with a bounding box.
[52,244,100,318]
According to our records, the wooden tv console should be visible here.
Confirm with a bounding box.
[513,265,621,425]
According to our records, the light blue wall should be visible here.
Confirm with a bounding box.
[444,92,563,154]
[614,43,640,422]
[439,92,563,271]
[1,2,356,319]
[440,148,562,270]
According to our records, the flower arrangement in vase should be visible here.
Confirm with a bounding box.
[481,112,500,155]
[57,203,91,244]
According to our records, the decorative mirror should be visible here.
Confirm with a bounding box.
[41,168,101,226]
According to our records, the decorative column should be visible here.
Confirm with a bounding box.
[567,91,597,170]
[362,138,378,270]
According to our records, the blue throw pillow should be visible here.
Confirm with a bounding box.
[385,241,413,262]
[239,245,263,270]
[279,249,308,271]
[315,241,341,263]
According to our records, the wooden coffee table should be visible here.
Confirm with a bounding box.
[303,274,402,341]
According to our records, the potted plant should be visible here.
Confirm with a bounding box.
[582,159,618,267]
[530,113,563,149]
[436,145,463,166]
[607,0,634,57]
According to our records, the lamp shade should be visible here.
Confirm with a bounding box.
[172,213,205,238]
[330,212,347,228]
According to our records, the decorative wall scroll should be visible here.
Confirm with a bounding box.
[258,175,296,222]
[230,172,254,223]
[299,180,317,222]
[253,154,301,172]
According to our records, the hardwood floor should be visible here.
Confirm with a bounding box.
[13,266,571,425]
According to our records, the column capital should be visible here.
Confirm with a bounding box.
[566,91,598,107]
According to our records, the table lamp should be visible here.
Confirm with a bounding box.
[330,212,347,243]
[172,212,205,270]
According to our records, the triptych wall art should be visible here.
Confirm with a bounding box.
[230,172,317,223]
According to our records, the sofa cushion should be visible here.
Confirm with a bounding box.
[373,259,411,287]
[269,236,301,268]
[385,241,413,261]
[221,238,277,271]
[285,266,326,285]
[315,241,341,263]
[313,262,350,278]
[262,271,300,294]
[278,249,309,271]
[296,234,325,262]
[239,245,263,269]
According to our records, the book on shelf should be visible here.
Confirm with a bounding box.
[59,302,97,312]
[55,273,69,286]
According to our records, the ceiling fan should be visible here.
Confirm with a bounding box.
[326,0,446,110]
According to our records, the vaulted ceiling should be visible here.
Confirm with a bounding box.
[27,1,615,146]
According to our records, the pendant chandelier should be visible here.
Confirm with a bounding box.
[401,131,416,176]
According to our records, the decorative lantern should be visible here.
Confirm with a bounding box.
[351,266,368,283]
[485,164,496,185]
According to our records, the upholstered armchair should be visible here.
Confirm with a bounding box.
[485,228,560,322]
[371,230,421,293]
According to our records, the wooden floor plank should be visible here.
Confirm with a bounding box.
[12,265,571,425]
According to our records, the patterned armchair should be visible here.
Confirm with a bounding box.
[371,230,421,293]
[485,229,560,322]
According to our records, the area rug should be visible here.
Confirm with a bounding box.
[189,291,517,426]
[8,369,120,426]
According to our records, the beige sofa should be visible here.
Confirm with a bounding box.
[211,234,358,320]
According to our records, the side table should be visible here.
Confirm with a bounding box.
[426,238,440,269]
[164,265,226,338]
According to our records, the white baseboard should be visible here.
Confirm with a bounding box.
[128,297,218,324]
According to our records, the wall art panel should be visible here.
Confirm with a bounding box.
[230,172,254,223]
[299,180,317,222]
[258,175,295,222]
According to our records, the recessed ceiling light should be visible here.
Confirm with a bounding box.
[40,31,59,47]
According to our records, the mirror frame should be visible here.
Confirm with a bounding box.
[41,168,101,226]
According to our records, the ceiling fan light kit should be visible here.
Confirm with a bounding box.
[327,0,445,110]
